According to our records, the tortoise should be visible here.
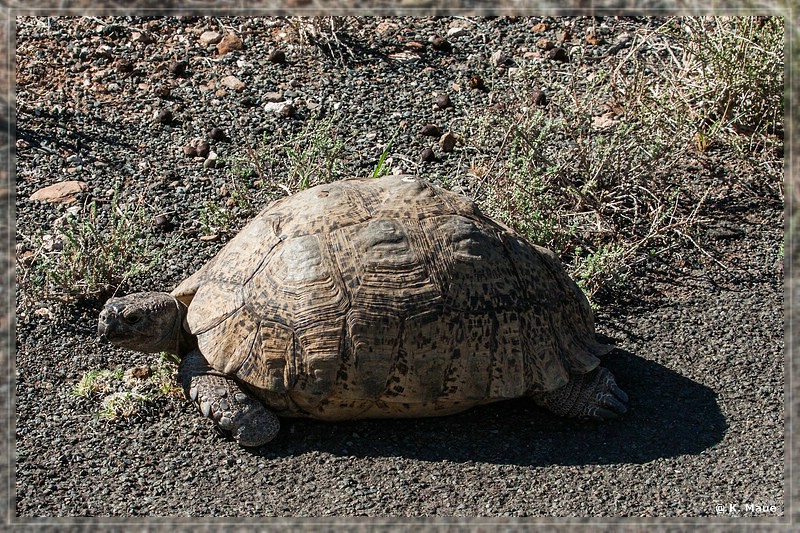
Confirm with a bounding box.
[98,175,627,447]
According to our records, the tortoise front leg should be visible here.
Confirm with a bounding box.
[178,350,280,447]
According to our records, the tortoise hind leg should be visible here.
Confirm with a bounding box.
[178,350,280,447]
[532,366,628,420]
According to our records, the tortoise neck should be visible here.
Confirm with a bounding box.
[170,296,197,358]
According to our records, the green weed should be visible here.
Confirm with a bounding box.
[21,189,167,301]
[74,357,182,421]
[71,368,124,398]
[98,391,153,421]
[284,113,345,190]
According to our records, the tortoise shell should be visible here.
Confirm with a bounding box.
[172,175,610,420]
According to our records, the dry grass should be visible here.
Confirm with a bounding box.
[463,16,784,296]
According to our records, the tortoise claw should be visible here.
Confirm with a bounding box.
[589,407,619,420]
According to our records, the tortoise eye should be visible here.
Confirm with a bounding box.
[124,313,142,325]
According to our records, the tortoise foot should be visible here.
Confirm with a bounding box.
[534,366,628,420]
[178,350,280,447]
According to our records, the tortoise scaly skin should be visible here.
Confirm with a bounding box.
[98,175,627,447]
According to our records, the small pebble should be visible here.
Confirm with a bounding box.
[155,109,173,124]
[220,75,245,91]
[536,38,555,51]
[548,47,569,62]
[152,214,172,232]
[269,49,287,64]
[531,89,547,106]
[130,31,154,44]
[217,33,244,55]
[490,50,507,67]
[204,152,218,168]
[469,75,485,90]
[194,139,210,158]
[446,27,466,39]
[124,367,151,380]
[154,85,171,99]
[209,127,225,141]
[115,58,133,73]
[265,101,294,116]
[199,31,222,47]
[169,60,188,77]
[586,32,604,46]
[439,132,457,152]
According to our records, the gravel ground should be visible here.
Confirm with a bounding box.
[14,16,785,520]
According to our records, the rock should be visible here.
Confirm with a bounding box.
[130,31,154,44]
[220,75,245,91]
[263,91,283,103]
[264,100,295,117]
[199,31,222,47]
[240,96,257,108]
[536,38,555,51]
[124,366,151,381]
[41,234,63,253]
[421,124,441,137]
[490,50,507,67]
[557,30,571,43]
[191,138,210,158]
[204,152,218,169]
[531,22,550,32]
[94,45,113,60]
[217,33,243,55]
[182,145,197,157]
[30,181,88,204]
[154,85,171,99]
[447,27,467,39]
[439,132,457,152]
[375,21,399,35]
[388,51,420,63]
[153,213,173,232]
[592,113,616,130]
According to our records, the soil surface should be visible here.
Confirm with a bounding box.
[14,16,784,519]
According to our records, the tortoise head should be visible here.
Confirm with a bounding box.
[98,292,193,356]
